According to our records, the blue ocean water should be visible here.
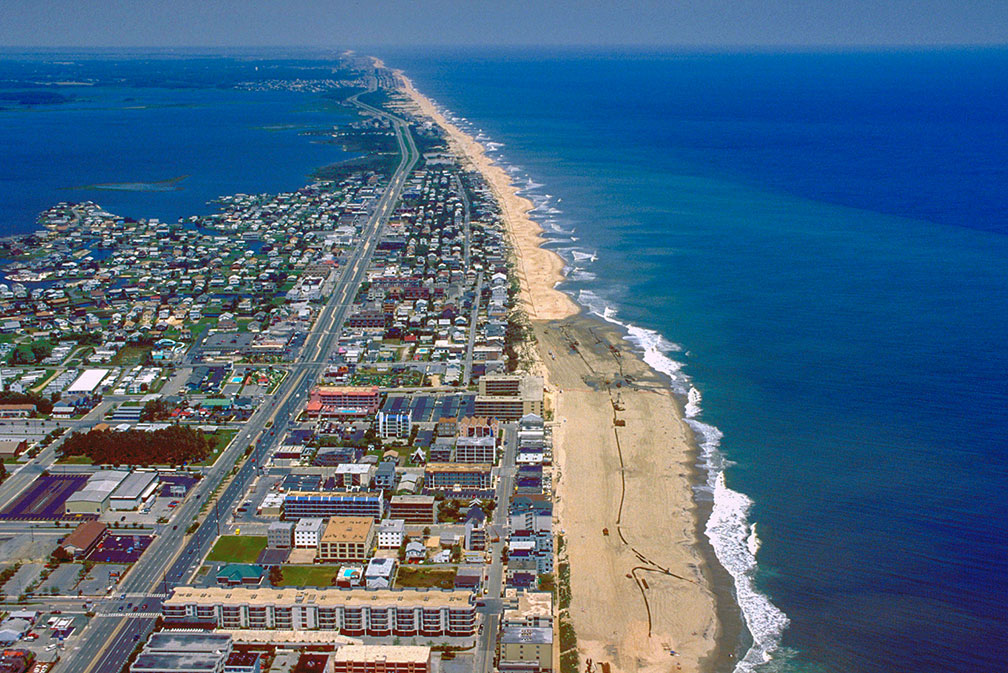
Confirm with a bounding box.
[384,49,1008,672]
[0,55,354,235]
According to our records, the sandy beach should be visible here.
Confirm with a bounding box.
[391,63,721,673]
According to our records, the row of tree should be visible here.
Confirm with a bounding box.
[60,424,213,466]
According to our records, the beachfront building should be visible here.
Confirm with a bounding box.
[305,386,380,419]
[377,519,406,549]
[499,627,553,673]
[473,374,543,421]
[330,646,431,673]
[508,498,552,532]
[162,587,477,637]
[502,591,553,630]
[267,521,294,549]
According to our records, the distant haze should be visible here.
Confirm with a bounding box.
[1,0,1006,48]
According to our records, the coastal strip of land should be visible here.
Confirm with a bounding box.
[391,63,722,673]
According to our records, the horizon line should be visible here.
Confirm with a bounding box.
[1,43,1007,53]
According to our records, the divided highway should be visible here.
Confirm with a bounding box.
[56,84,419,673]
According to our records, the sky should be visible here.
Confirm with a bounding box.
[0,0,1006,48]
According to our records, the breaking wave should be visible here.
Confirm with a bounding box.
[577,280,790,673]
[441,79,789,673]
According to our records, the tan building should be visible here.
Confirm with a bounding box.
[499,627,553,673]
[473,374,543,421]
[502,591,553,630]
[319,516,375,562]
[162,586,476,637]
[330,645,431,673]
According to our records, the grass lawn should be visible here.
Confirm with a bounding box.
[206,535,267,563]
[196,429,238,466]
[56,454,94,465]
[110,344,153,366]
[276,565,342,587]
[30,369,58,393]
[395,566,456,589]
[189,318,216,345]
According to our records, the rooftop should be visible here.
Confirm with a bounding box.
[500,626,553,645]
[331,645,431,664]
[165,586,473,608]
[321,516,373,543]
[145,631,233,653]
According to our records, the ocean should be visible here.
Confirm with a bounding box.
[383,49,1008,672]
[2,49,1007,673]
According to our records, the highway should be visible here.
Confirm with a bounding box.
[54,81,420,673]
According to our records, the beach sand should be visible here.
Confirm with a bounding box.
[390,62,720,673]
[538,317,719,673]
[389,62,579,323]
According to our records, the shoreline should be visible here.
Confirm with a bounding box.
[390,63,735,672]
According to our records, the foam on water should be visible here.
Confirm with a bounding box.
[686,386,703,418]
[454,117,792,670]
[707,473,790,671]
[577,287,790,673]
[567,267,597,282]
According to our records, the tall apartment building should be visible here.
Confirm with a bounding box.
[388,495,436,524]
[319,516,375,562]
[162,587,476,637]
[424,463,492,490]
[474,374,543,421]
[294,517,326,548]
[499,627,553,673]
[455,436,496,464]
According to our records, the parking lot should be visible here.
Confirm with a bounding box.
[85,534,152,563]
[1,562,42,597]
[37,562,81,595]
[0,474,89,521]
[77,563,127,595]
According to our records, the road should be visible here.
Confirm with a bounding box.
[54,82,420,673]
[453,173,472,273]
[474,422,518,673]
[463,272,484,386]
